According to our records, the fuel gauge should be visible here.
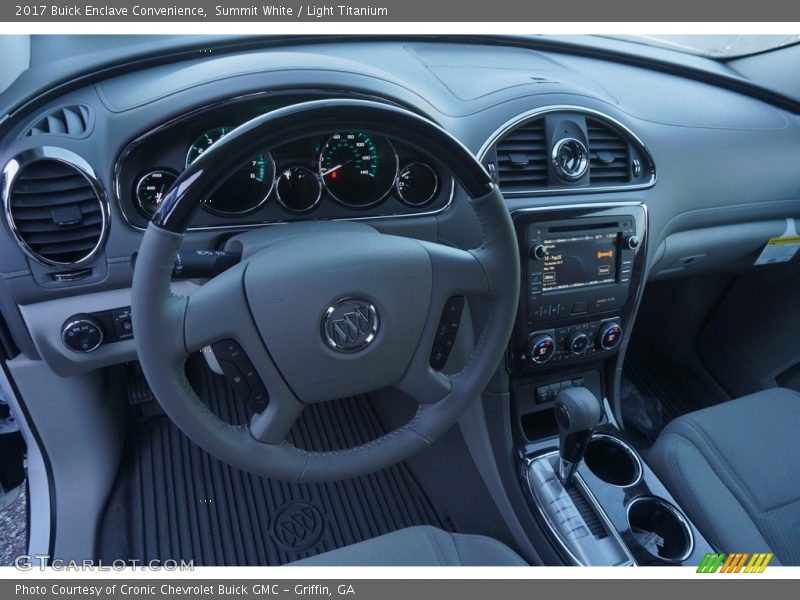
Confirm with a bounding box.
[396,162,439,207]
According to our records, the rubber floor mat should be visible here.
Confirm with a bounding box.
[102,358,449,565]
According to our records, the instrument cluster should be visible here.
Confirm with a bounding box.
[117,96,452,230]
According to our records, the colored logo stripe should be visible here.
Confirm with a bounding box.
[697,552,772,573]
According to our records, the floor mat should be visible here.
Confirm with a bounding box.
[0,484,26,566]
[621,347,727,449]
[100,359,449,566]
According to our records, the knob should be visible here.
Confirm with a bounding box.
[567,330,589,355]
[530,244,548,260]
[624,235,640,250]
[528,333,556,364]
[61,315,104,353]
[597,322,622,350]
[554,386,602,484]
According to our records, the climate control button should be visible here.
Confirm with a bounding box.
[528,333,556,364]
[597,322,622,350]
[567,330,589,355]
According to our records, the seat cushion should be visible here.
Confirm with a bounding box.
[290,526,527,566]
[648,388,800,565]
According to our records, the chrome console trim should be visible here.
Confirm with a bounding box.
[523,450,635,566]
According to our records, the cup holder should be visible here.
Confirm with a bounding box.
[627,496,694,562]
[583,434,642,487]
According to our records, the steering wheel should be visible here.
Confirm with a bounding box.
[132,99,519,482]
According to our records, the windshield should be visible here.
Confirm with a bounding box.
[605,35,800,59]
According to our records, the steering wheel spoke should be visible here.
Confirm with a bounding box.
[183,264,252,353]
[395,363,452,405]
[419,240,489,299]
[249,393,304,444]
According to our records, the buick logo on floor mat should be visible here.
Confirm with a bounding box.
[322,298,379,352]
[270,501,325,551]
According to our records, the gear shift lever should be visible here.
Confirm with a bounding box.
[554,387,602,484]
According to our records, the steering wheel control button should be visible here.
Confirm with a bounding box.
[598,322,623,350]
[430,296,465,371]
[62,315,104,353]
[212,340,269,413]
[212,339,249,367]
[322,298,379,353]
[249,385,269,413]
[528,333,556,364]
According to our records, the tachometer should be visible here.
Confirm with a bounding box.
[186,126,274,215]
[319,132,397,208]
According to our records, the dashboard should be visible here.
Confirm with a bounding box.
[1,37,800,372]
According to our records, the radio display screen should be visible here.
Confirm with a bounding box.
[541,232,619,293]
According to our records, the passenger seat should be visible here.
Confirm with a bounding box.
[648,388,800,565]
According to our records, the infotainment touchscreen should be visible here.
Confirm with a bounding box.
[541,232,619,293]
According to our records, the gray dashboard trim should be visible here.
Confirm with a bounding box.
[476,105,657,198]
[19,281,198,377]
[112,89,455,232]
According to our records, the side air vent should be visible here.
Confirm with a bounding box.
[5,155,107,266]
[23,105,92,138]
[495,118,548,190]
[587,119,630,184]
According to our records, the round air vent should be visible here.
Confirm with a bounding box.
[3,149,108,266]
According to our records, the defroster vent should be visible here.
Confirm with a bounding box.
[23,105,92,138]
[4,154,107,266]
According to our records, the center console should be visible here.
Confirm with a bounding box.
[507,203,713,565]
[511,206,642,375]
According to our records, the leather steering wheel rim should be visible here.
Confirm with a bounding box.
[132,99,520,482]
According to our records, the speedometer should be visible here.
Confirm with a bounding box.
[186,126,274,216]
[319,132,398,208]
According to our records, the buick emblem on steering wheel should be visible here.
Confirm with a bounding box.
[322,298,379,352]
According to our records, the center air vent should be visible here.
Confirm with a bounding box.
[23,105,93,138]
[495,118,548,191]
[587,119,630,184]
[4,154,107,266]
[485,107,655,196]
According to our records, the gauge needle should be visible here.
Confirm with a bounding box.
[321,160,352,177]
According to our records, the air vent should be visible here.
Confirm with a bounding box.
[587,119,630,184]
[24,105,92,138]
[495,118,548,190]
[6,158,106,266]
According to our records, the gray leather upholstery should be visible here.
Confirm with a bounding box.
[649,388,800,565]
[290,526,527,566]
